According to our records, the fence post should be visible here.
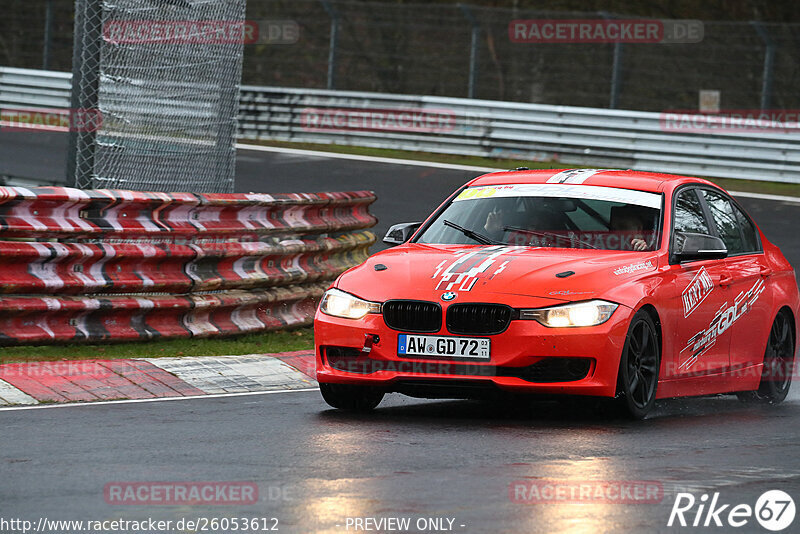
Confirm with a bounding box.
[601,12,623,109]
[459,4,480,99]
[320,0,339,90]
[66,0,103,189]
[751,21,775,111]
[42,0,54,70]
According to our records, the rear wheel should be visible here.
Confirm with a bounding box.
[616,310,660,419]
[319,383,384,411]
[737,310,794,404]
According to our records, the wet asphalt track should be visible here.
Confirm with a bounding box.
[1,132,800,533]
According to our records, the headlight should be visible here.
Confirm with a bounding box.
[320,288,381,320]
[519,300,618,328]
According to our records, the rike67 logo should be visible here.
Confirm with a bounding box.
[668,490,795,531]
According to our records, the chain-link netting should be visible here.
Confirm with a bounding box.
[5,1,799,113]
[241,1,800,111]
[67,0,245,192]
[4,1,800,113]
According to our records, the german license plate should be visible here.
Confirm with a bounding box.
[398,334,490,359]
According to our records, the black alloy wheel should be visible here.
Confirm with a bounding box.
[616,310,660,419]
[738,310,795,404]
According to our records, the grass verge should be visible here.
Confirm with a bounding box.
[0,328,314,364]
[245,139,800,198]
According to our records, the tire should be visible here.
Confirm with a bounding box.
[319,383,384,411]
[737,310,795,405]
[615,310,661,419]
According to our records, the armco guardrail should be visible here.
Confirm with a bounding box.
[0,186,376,345]
[238,87,800,184]
[3,67,799,184]
[0,67,71,109]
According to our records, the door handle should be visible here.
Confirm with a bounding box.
[760,266,773,277]
[718,275,733,287]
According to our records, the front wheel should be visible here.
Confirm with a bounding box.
[615,310,661,419]
[737,310,795,404]
[319,383,384,411]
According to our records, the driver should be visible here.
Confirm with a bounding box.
[482,199,562,245]
[610,209,650,251]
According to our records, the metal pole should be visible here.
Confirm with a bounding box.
[42,0,54,70]
[459,4,479,99]
[602,12,623,109]
[320,1,338,90]
[66,0,102,189]
[751,21,775,111]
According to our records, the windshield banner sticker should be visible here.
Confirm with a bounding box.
[453,184,662,209]
[546,169,613,184]
[432,246,516,291]
[679,277,766,370]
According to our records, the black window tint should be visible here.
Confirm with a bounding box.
[673,189,709,235]
[702,190,744,254]
[733,202,760,253]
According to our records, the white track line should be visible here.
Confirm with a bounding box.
[235,143,498,173]
[0,387,319,412]
[236,143,800,204]
[728,190,800,204]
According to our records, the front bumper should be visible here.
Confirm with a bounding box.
[314,304,634,398]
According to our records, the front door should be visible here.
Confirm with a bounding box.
[667,188,734,377]
[699,189,773,371]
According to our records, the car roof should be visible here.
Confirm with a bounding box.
[468,168,719,194]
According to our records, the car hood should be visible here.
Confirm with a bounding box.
[336,243,659,307]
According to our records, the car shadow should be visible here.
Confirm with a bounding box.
[316,392,795,430]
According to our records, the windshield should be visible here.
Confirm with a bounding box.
[415,184,662,251]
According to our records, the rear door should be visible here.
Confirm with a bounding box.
[666,187,733,377]
[699,189,773,371]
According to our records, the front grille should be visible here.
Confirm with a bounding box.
[446,303,512,335]
[382,300,441,333]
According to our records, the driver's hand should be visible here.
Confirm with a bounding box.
[485,208,502,233]
[630,238,648,251]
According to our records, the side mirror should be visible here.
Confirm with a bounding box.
[383,222,422,246]
[673,232,728,263]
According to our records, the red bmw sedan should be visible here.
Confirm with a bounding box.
[314,169,799,418]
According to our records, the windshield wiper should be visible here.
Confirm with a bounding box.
[503,226,598,250]
[443,219,500,245]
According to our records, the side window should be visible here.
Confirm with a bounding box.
[673,189,710,235]
[734,205,760,252]
[702,190,745,255]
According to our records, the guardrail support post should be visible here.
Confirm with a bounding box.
[320,1,339,90]
[751,21,775,111]
[459,4,480,99]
